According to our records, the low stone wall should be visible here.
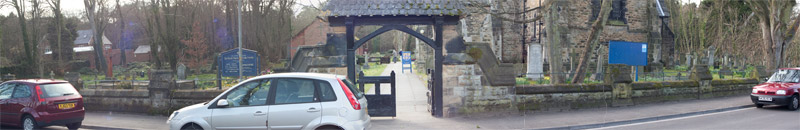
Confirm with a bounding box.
[80,89,223,114]
[444,64,762,117]
[77,69,225,115]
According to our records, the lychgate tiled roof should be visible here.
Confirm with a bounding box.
[324,0,466,17]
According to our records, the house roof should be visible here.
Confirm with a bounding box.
[134,45,160,54]
[74,30,112,45]
[44,46,95,54]
[323,0,466,17]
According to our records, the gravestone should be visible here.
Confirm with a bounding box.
[177,64,187,80]
[64,72,82,90]
[685,55,692,67]
[527,44,543,79]
[707,46,716,68]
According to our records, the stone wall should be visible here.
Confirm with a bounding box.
[308,67,349,76]
[80,89,223,115]
[442,64,760,117]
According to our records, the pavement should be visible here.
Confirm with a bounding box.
[8,62,796,130]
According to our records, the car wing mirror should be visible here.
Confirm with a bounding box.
[217,99,229,107]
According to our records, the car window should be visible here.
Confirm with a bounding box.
[341,79,364,99]
[317,80,337,102]
[225,80,268,107]
[0,83,14,99]
[12,84,31,98]
[39,83,79,98]
[274,78,317,104]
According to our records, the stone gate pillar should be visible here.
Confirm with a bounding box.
[691,65,713,99]
[605,64,633,107]
[148,69,175,113]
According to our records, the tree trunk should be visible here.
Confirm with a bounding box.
[570,0,612,84]
[117,0,126,67]
[546,2,565,84]
[12,0,38,76]
[85,0,108,75]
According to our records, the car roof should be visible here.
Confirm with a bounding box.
[779,68,800,70]
[5,79,69,84]
[252,72,345,80]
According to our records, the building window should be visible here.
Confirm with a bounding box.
[608,0,627,24]
[590,0,627,25]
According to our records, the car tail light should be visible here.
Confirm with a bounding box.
[338,79,361,110]
[35,85,44,102]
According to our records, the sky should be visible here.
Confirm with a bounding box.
[0,0,323,17]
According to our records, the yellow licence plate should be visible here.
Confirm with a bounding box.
[58,103,76,109]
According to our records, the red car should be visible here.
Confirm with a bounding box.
[0,79,85,130]
[751,68,800,110]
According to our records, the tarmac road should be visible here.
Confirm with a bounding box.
[591,105,800,130]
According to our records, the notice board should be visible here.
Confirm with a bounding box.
[608,41,648,66]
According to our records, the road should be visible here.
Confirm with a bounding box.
[1,111,168,130]
[591,105,800,130]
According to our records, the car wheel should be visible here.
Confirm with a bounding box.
[316,125,344,130]
[788,95,799,111]
[756,103,764,108]
[181,123,204,130]
[66,122,82,130]
[22,115,37,130]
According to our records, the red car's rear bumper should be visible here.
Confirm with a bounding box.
[37,108,85,127]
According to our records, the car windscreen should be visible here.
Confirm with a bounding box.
[341,79,365,99]
[767,69,800,83]
[40,83,80,98]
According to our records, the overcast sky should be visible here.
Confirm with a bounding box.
[0,0,323,17]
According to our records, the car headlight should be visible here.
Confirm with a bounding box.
[169,111,180,121]
[776,90,787,95]
[753,89,759,93]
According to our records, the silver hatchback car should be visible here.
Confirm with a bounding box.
[167,73,370,130]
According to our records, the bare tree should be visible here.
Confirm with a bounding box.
[115,0,127,66]
[10,0,38,76]
[746,0,800,70]
[84,0,111,75]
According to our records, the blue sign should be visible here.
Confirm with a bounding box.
[609,41,648,66]
[219,48,260,77]
[401,51,413,73]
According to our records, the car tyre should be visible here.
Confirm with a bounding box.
[22,115,38,130]
[788,95,799,111]
[66,122,82,130]
[756,103,764,108]
[181,123,204,130]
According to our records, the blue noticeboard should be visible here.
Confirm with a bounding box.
[401,51,412,73]
[608,41,648,66]
[218,48,260,77]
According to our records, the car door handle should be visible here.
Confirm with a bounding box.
[253,111,267,116]
[307,107,320,112]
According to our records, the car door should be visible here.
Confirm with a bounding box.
[268,78,322,130]
[210,79,272,130]
[0,83,16,125]
[7,83,33,125]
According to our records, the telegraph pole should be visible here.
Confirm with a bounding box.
[237,0,243,80]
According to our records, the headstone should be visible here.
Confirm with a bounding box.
[707,46,716,68]
[64,72,82,90]
[685,55,692,67]
[527,44,543,79]
[177,64,187,80]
